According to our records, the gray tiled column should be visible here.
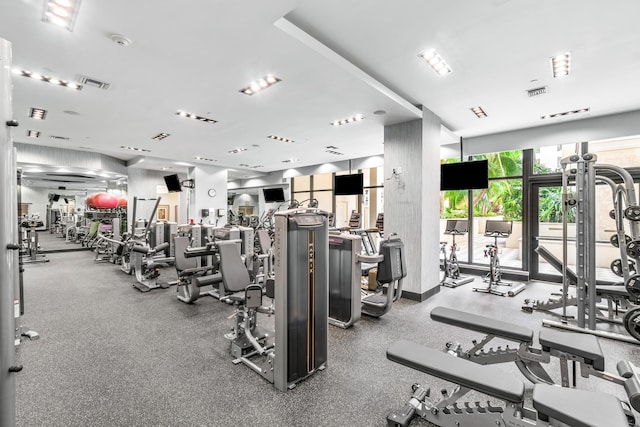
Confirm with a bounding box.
[384,106,441,300]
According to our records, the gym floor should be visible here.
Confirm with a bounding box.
[15,232,640,426]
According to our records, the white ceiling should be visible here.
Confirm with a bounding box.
[2,0,640,183]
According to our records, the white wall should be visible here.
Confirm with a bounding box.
[188,165,228,226]
[127,168,188,229]
[20,186,49,220]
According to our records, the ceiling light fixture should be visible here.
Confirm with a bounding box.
[325,149,344,156]
[29,107,47,119]
[551,52,571,78]
[249,165,264,169]
[194,156,217,162]
[331,114,364,126]
[42,0,82,31]
[239,75,281,95]
[121,145,151,152]
[541,107,590,120]
[152,132,170,140]
[14,69,82,90]
[176,111,218,124]
[50,135,70,140]
[418,49,452,75]
[27,130,41,138]
[268,135,295,143]
[282,158,299,163]
[470,106,488,118]
[228,148,247,154]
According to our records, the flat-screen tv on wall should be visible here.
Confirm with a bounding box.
[163,174,182,192]
[334,173,364,195]
[440,160,489,191]
[263,187,286,203]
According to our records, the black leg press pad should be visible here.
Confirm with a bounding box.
[430,306,534,343]
[538,327,605,371]
[387,340,524,403]
[533,383,627,427]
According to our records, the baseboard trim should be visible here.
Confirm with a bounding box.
[402,285,440,302]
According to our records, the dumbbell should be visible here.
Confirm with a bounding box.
[626,206,640,221]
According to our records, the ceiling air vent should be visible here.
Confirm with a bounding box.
[527,86,548,97]
[75,74,111,90]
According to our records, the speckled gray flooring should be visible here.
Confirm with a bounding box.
[15,247,640,427]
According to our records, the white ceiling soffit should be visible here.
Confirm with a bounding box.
[2,0,640,176]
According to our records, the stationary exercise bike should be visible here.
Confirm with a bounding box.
[473,220,525,297]
[439,219,473,288]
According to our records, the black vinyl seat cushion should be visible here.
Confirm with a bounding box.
[538,328,605,371]
[430,306,534,343]
[533,384,627,427]
[387,340,525,403]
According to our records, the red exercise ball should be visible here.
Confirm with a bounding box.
[86,194,97,209]
[117,197,128,207]
[99,193,118,209]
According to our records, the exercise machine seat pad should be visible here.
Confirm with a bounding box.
[195,272,223,287]
[532,384,627,427]
[387,340,524,403]
[430,306,534,343]
[596,285,629,298]
[538,328,605,371]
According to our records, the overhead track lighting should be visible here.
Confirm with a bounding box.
[228,148,247,154]
[419,49,452,75]
[470,106,488,118]
[42,0,82,31]
[239,75,281,95]
[282,158,299,163]
[551,52,571,78]
[331,114,364,126]
[194,156,217,162]
[14,69,82,90]
[176,111,217,124]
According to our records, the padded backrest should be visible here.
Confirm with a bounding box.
[256,229,272,254]
[217,241,251,293]
[174,236,196,271]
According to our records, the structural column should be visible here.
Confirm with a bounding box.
[384,106,441,300]
[1,37,18,427]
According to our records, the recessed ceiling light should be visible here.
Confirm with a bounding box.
[27,130,41,138]
[121,145,150,152]
[152,132,170,140]
[470,106,488,118]
[194,156,217,162]
[331,114,364,126]
[551,52,571,78]
[541,107,590,120]
[228,148,247,154]
[15,69,83,90]
[239,75,281,95]
[268,135,295,143]
[42,0,81,31]
[175,111,217,124]
[326,149,344,156]
[160,167,171,170]
[238,163,250,167]
[418,49,452,75]
[282,158,299,163]
[29,108,47,119]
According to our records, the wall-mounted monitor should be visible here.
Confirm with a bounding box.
[263,187,286,203]
[440,160,489,191]
[334,173,364,196]
[163,174,182,192]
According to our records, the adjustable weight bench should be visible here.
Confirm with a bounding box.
[431,306,640,413]
[387,340,628,427]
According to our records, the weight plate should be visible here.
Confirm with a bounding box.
[611,259,625,277]
[625,206,640,221]
[610,209,617,220]
[623,307,640,343]
[627,241,640,258]
[610,234,632,248]
[625,274,640,301]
